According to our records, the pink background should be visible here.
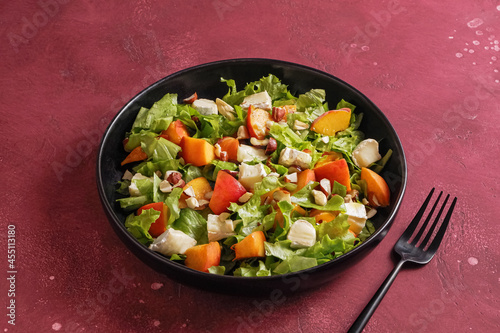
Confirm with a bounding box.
[1,0,499,332]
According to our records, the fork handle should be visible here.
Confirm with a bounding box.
[348,259,406,333]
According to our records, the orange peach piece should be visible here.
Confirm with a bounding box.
[121,146,148,166]
[310,108,351,136]
[293,169,316,194]
[247,105,272,139]
[314,158,351,191]
[179,177,213,210]
[313,212,338,224]
[217,137,239,162]
[184,242,221,272]
[160,120,190,146]
[180,136,215,167]
[360,167,390,207]
[231,231,266,260]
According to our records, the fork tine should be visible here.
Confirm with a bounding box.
[420,194,450,249]
[427,197,457,253]
[399,188,435,243]
[410,191,443,245]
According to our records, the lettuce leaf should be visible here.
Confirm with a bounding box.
[164,187,183,225]
[171,208,208,244]
[233,260,271,277]
[152,137,182,162]
[131,94,177,133]
[117,195,149,211]
[124,208,160,245]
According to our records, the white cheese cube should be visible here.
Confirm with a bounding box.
[278,147,312,169]
[149,229,197,256]
[238,163,267,190]
[287,220,317,249]
[240,91,272,111]
[192,98,218,115]
[237,144,267,163]
[352,139,382,168]
[345,202,368,234]
[207,214,237,242]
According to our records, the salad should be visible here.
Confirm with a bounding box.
[116,74,392,276]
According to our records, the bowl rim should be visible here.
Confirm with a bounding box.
[97,57,407,282]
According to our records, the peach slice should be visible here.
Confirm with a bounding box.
[310,108,351,136]
[184,242,221,272]
[180,137,215,167]
[231,231,266,260]
[247,105,272,139]
[160,120,190,146]
[360,167,390,207]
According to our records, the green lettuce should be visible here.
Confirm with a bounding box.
[124,208,160,245]
[131,93,178,133]
[171,208,208,244]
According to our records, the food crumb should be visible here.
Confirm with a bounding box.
[151,282,164,290]
[52,323,62,331]
[468,257,478,266]
[153,320,160,327]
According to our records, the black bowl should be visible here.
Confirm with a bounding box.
[97,58,407,295]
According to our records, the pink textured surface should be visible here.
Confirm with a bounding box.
[1,1,499,332]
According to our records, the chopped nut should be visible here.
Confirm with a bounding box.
[216,98,236,120]
[122,170,134,180]
[183,92,198,104]
[293,120,309,130]
[265,137,277,154]
[344,194,353,203]
[155,170,162,178]
[284,172,298,183]
[183,185,195,197]
[159,180,173,193]
[272,106,286,122]
[362,198,370,205]
[250,137,270,146]
[205,191,214,199]
[288,165,302,174]
[218,212,231,222]
[198,199,210,206]
[165,170,182,183]
[267,172,280,178]
[312,190,328,206]
[366,208,377,219]
[273,190,291,204]
[237,126,250,140]
[214,143,222,158]
[220,151,228,162]
[238,192,253,203]
[222,169,239,177]
[319,178,331,195]
[186,197,200,209]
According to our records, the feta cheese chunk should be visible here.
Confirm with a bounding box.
[344,202,368,234]
[287,220,317,249]
[192,98,218,115]
[278,147,312,169]
[237,144,267,163]
[149,229,197,256]
[207,214,238,242]
[240,91,272,111]
[239,163,267,190]
[352,139,382,168]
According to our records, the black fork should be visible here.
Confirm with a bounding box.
[348,188,457,333]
